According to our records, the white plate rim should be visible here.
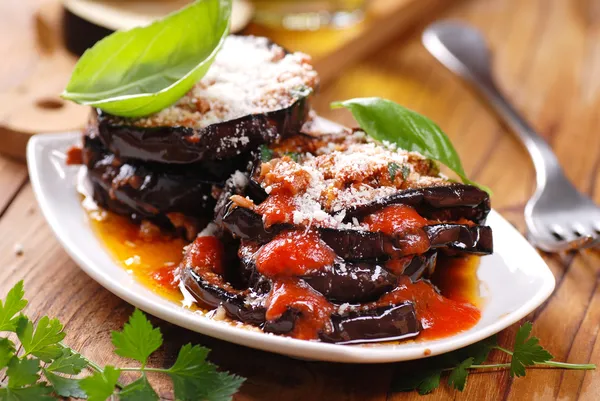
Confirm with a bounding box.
[27,132,556,363]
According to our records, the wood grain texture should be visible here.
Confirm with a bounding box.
[1,0,599,400]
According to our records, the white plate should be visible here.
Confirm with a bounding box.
[27,132,556,363]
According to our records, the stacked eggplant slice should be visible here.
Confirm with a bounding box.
[180,133,493,344]
[80,36,318,239]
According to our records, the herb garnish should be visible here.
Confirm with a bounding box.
[62,0,232,118]
[0,281,244,400]
[260,145,274,162]
[332,97,490,193]
[388,162,410,181]
[393,323,595,395]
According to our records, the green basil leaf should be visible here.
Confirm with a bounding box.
[331,97,490,194]
[62,0,232,118]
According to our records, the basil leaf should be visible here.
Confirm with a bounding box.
[62,0,232,118]
[331,97,490,193]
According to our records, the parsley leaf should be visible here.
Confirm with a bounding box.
[111,309,162,366]
[388,162,400,181]
[461,335,498,365]
[448,357,473,391]
[168,344,244,401]
[285,152,300,162]
[79,365,121,401]
[0,281,28,332]
[6,357,41,388]
[0,338,16,369]
[119,375,159,401]
[44,371,87,398]
[260,145,274,162]
[45,347,88,375]
[416,371,441,395]
[16,316,65,362]
[510,322,553,377]
[0,384,54,401]
[401,165,411,180]
[391,368,442,395]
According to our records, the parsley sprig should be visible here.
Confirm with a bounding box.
[393,323,596,395]
[0,281,244,400]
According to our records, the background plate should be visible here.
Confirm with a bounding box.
[27,132,555,363]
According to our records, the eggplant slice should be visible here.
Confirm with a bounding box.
[92,95,310,164]
[83,137,222,233]
[182,247,424,343]
[302,254,437,303]
[343,184,491,225]
[90,36,318,165]
[319,303,420,344]
[182,267,268,327]
[183,264,423,344]
[321,225,493,260]
[220,202,492,258]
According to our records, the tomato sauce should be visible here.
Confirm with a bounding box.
[266,278,334,340]
[255,192,295,226]
[255,230,335,276]
[364,205,427,234]
[381,275,480,340]
[188,236,225,275]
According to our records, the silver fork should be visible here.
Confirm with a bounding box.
[422,21,600,252]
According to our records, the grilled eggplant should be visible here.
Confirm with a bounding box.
[319,303,420,344]
[90,36,318,165]
[83,137,222,235]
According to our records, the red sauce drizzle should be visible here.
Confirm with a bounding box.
[65,145,83,165]
[255,192,295,227]
[150,264,179,291]
[255,230,335,277]
[266,278,334,340]
[380,276,480,340]
[364,205,427,234]
[188,236,225,275]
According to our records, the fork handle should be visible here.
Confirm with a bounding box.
[464,73,563,190]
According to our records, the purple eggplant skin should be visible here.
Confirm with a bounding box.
[183,267,298,336]
[402,252,437,281]
[220,203,289,242]
[184,264,427,343]
[303,261,397,303]
[343,184,491,225]
[319,302,420,345]
[183,267,267,326]
[320,224,492,260]
[303,254,437,303]
[91,91,311,164]
[239,241,436,303]
[84,138,218,227]
[424,224,493,255]
[220,201,493,257]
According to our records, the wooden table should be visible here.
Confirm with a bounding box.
[1,0,600,399]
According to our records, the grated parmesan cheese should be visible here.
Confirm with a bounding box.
[258,140,447,230]
[109,36,318,130]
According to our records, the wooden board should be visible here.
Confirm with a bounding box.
[2,0,600,399]
[0,0,457,161]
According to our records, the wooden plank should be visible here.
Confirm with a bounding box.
[0,156,28,215]
[1,0,600,399]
